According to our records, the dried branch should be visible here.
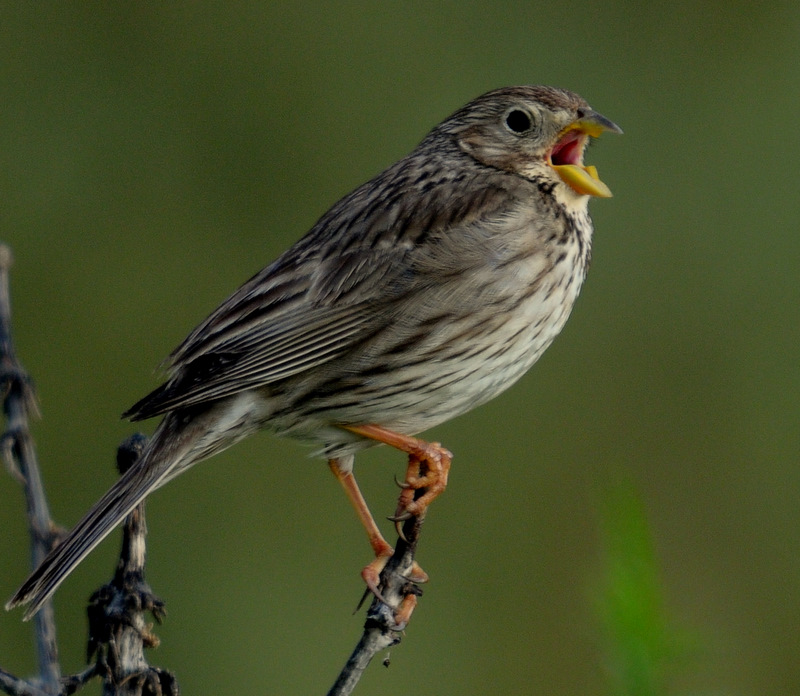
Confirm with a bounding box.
[0,244,61,693]
[86,434,178,696]
[327,510,426,696]
[0,669,52,696]
[0,245,176,696]
[57,666,97,696]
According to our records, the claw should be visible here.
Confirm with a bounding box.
[387,510,413,523]
[361,559,392,607]
[393,473,411,489]
[354,587,371,613]
[388,510,413,542]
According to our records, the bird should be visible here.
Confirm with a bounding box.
[7,85,621,620]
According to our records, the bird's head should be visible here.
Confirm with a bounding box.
[448,86,622,198]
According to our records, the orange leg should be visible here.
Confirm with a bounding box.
[342,424,452,521]
[329,447,432,614]
[328,459,396,601]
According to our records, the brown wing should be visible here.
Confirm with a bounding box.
[125,141,524,421]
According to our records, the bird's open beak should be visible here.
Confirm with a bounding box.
[548,111,622,198]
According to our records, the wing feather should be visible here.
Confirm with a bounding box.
[125,140,526,421]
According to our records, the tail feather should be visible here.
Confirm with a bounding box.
[5,453,173,620]
[7,395,259,620]
[5,409,205,620]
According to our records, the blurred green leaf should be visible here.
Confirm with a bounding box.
[596,486,696,696]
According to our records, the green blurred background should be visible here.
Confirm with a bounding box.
[1,3,798,694]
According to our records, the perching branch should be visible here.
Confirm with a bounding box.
[327,499,427,696]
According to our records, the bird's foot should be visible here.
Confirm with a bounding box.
[360,542,428,603]
[389,443,451,538]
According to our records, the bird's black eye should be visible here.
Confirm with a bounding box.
[504,109,532,134]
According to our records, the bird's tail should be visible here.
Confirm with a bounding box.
[5,412,199,620]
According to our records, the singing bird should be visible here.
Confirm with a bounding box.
[8,86,620,619]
